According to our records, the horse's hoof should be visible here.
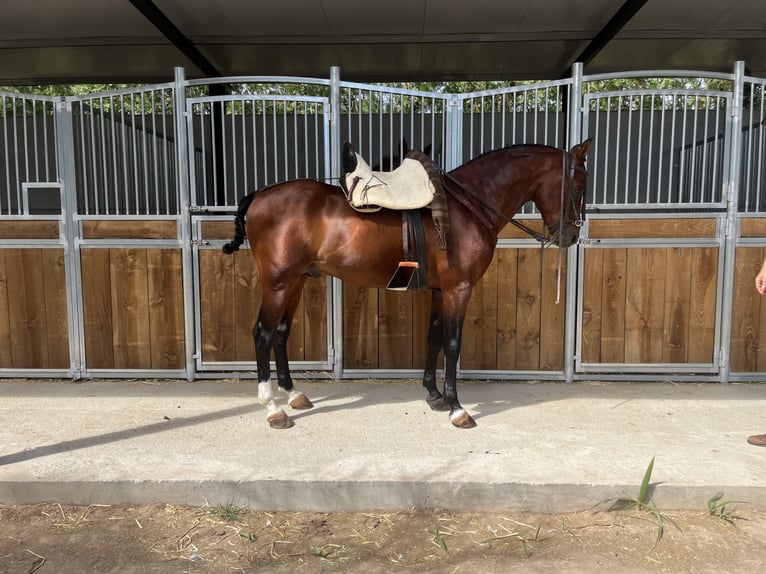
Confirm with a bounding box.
[450,409,477,429]
[288,393,314,410]
[267,410,294,429]
[426,394,449,412]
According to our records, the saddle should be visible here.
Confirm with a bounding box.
[340,142,453,290]
[341,142,451,252]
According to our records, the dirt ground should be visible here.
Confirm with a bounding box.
[1,503,764,574]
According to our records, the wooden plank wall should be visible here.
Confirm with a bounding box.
[197,249,327,363]
[342,246,567,371]
[80,221,185,369]
[581,219,719,365]
[731,219,766,371]
[0,221,69,368]
[0,246,69,369]
[198,221,328,364]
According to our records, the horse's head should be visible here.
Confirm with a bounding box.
[536,139,592,248]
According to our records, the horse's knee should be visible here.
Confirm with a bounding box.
[275,320,290,346]
[253,320,274,348]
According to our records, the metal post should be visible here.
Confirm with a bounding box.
[175,66,196,381]
[55,97,85,378]
[329,66,344,380]
[444,94,463,171]
[719,60,745,384]
[564,62,584,383]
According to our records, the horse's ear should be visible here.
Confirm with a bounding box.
[399,138,410,155]
[570,138,593,162]
[342,142,358,174]
[423,143,433,156]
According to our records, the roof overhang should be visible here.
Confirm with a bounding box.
[2,0,765,85]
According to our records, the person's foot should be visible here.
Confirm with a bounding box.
[747,434,766,446]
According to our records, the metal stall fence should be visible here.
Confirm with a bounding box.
[732,72,766,380]
[0,92,70,376]
[182,73,334,377]
[2,62,766,382]
[576,67,736,381]
[63,81,189,379]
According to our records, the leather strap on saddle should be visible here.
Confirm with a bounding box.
[405,149,451,251]
[388,210,429,290]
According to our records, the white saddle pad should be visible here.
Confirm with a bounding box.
[344,153,435,211]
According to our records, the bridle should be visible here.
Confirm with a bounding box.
[441,150,587,246]
[441,149,586,302]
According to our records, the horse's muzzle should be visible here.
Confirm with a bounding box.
[547,223,581,248]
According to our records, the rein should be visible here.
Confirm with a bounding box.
[440,151,584,245]
[442,150,585,303]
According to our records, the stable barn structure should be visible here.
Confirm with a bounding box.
[2,62,766,383]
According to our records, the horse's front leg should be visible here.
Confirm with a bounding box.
[273,278,313,411]
[442,287,477,429]
[423,289,448,411]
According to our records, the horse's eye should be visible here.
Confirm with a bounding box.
[574,186,584,196]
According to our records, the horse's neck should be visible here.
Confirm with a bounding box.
[453,155,541,230]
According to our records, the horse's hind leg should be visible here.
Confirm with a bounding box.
[254,285,299,429]
[423,290,448,411]
[273,277,313,411]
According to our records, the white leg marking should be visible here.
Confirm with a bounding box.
[258,381,281,416]
[449,408,467,423]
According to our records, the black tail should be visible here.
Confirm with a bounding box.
[222,191,258,254]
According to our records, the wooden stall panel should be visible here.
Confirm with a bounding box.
[198,249,327,364]
[731,247,766,372]
[462,247,567,371]
[0,221,59,239]
[343,287,434,370]
[81,248,185,369]
[581,246,717,365]
[0,248,68,369]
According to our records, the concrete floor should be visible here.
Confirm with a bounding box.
[1,378,765,513]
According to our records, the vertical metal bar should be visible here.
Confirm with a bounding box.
[130,93,139,214]
[712,98,722,205]
[98,97,108,214]
[89,98,100,214]
[565,62,583,384]
[241,98,248,194]
[700,96,710,203]
[689,95,699,202]
[76,101,89,214]
[330,66,344,380]
[250,98,258,191]
[54,97,84,377]
[109,96,118,214]
[591,96,601,204]
[150,91,160,213]
[231,98,238,203]
[719,61,745,383]
[175,67,196,381]
[757,86,766,209]
[667,95,677,204]
[657,94,666,203]
[635,95,644,203]
[2,96,10,213]
[645,94,655,203]
[625,94,634,203]
[12,97,21,212]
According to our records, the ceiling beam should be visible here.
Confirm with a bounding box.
[128,0,221,77]
[564,0,649,76]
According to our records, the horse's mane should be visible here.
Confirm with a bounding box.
[463,143,559,165]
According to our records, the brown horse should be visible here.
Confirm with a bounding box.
[223,140,592,429]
